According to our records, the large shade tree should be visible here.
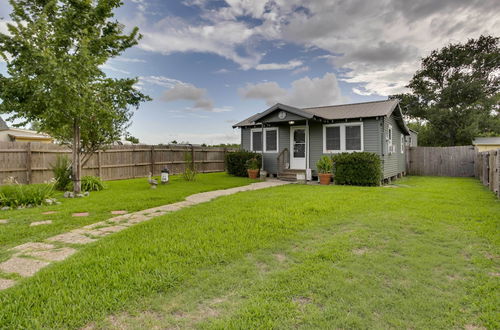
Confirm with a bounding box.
[0,0,150,192]
[391,35,500,146]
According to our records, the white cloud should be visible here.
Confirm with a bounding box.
[162,83,214,111]
[139,76,184,88]
[255,60,303,71]
[171,0,500,95]
[112,57,146,63]
[100,63,130,75]
[240,72,344,108]
[292,66,310,75]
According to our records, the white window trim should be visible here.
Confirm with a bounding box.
[400,134,405,153]
[250,127,279,153]
[323,122,364,153]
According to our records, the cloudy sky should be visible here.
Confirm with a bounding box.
[1,0,499,144]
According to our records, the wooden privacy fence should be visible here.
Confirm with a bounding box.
[405,146,476,177]
[475,150,500,199]
[0,141,234,185]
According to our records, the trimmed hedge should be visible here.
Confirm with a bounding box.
[332,152,382,186]
[225,151,262,177]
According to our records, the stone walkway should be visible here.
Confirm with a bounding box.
[0,180,289,291]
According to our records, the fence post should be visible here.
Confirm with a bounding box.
[150,145,155,175]
[26,142,32,184]
[191,144,195,171]
[97,150,102,178]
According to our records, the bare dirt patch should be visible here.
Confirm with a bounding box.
[273,253,287,262]
[352,247,369,255]
[111,210,128,215]
[0,219,8,224]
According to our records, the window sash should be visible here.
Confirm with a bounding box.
[251,130,262,151]
[325,126,341,151]
[345,125,361,151]
[265,129,278,152]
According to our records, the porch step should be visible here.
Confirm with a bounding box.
[277,169,306,182]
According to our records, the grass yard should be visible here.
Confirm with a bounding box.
[0,176,499,329]
[0,172,255,260]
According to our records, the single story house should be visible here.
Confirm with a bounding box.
[0,117,54,143]
[473,137,500,152]
[233,99,410,181]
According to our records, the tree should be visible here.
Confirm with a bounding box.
[124,134,140,144]
[0,0,150,192]
[391,35,500,146]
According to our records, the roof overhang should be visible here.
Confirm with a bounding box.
[233,103,314,128]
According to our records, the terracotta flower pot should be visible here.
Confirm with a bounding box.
[318,173,332,185]
[247,169,259,179]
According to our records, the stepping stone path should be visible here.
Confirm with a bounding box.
[0,219,8,224]
[0,180,289,290]
[72,212,90,217]
[42,211,57,215]
[30,220,53,227]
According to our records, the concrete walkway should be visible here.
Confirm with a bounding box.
[0,180,289,291]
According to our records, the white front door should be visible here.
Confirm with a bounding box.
[290,126,307,169]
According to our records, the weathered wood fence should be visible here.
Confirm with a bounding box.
[406,146,476,177]
[475,150,500,198]
[406,145,500,198]
[0,142,234,184]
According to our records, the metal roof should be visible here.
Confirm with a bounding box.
[473,137,500,145]
[234,99,401,127]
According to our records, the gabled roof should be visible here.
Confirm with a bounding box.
[232,103,313,128]
[0,117,9,130]
[233,99,406,132]
[473,137,500,145]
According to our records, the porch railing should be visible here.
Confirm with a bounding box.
[277,148,290,174]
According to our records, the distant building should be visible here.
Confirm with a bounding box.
[405,129,418,147]
[0,117,54,143]
[473,137,500,152]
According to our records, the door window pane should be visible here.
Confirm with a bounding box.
[325,126,340,151]
[345,125,361,150]
[265,130,277,152]
[294,129,305,143]
[252,131,262,151]
[294,143,305,157]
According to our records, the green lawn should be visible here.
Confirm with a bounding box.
[0,177,498,329]
[0,172,255,260]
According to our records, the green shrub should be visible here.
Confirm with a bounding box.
[183,152,197,181]
[225,151,262,177]
[81,176,104,191]
[0,183,55,208]
[51,155,72,191]
[332,152,382,186]
[245,158,260,170]
[316,155,333,174]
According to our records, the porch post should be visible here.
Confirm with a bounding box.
[306,119,309,182]
[261,122,264,171]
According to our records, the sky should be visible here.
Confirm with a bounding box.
[0,0,499,145]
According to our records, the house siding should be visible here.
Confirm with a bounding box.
[310,118,381,175]
[382,115,406,179]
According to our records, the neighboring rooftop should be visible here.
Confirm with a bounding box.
[473,137,500,145]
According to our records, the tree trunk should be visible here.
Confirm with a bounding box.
[72,120,82,193]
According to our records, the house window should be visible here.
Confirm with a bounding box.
[251,129,262,152]
[345,125,361,151]
[400,134,405,153]
[251,128,278,153]
[387,124,393,154]
[325,126,341,151]
[323,123,363,153]
[265,128,278,152]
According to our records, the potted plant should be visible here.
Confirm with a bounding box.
[316,155,333,185]
[245,158,260,179]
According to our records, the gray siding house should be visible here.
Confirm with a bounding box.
[233,99,410,181]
